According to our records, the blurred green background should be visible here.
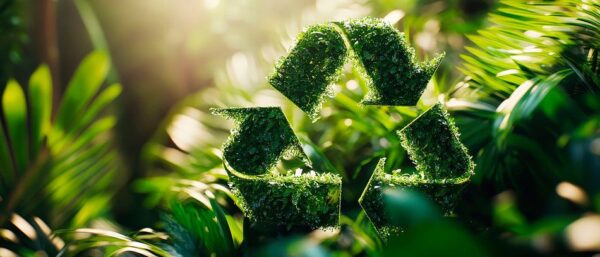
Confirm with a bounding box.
[1,0,599,256]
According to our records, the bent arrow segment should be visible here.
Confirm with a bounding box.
[269,17,444,120]
[214,107,342,228]
[225,161,342,229]
[268,24,347,121]
[360,103,474,236]
[337,18,444,106]
[398,103,474,179]
[211,107,310,175]
[359,158,470,236]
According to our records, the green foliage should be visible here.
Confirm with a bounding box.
[58,228,171,257]
[211,107,309,175]
[220,17,469,234]
[163,201,235,257]
[398,103,474,179]
[228,168,341,228]
[338,17,444,106]
[59,200,239,257]
[24,1,597,256]
[268,24,347,120]
[0,51,122,255]
[382,221,490,257]
[0,214,63,257]
[450,0,600,192]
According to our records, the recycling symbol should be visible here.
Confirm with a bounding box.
[213,17,474,235]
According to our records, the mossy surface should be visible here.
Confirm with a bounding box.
[227,168,342,228]
[398,103,474,179]
[268,23,347,121]
[336,18,444,106]
[361,105,473,237]
[212,107,309,175]
[269,17,444,119]
[359,158,470,236]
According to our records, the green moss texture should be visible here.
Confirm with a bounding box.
[337,18,444,106]
[398,103,474,179]
[211,107,309,175]
[269,17,444,119]
[360,104,474,236]
[359,158,470,236]
[219,18,474,233]
[227,168,342,228]
[268,23,347,121]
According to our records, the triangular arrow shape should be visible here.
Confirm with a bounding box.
[337,18,445,106]
[213,107,342,228]
[359,103,474,236]
[211,107,310,175]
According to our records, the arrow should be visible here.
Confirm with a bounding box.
[359,103,474,236]
[268,23,347,121]
[213,107,342,228]
[336,18,444,106]
[224,160,342,229]
[211,107,310,175]
[269,18,444,121]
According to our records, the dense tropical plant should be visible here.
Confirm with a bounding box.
[0,51,123,256]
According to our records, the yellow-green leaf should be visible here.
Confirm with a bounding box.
[54,51,109,135]
[2,80,29,174]
[28,65,52,156]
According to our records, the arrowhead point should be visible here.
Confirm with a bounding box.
[212,107,310,175]
[338,18,444,106]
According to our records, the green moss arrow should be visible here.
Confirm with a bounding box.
[211,107,309,175]
[337,18,444,106]
[359,103,474,236]
[225,162,341,229]
[269,18,444,120]
[268,24,347,121]
[213,107,342,228]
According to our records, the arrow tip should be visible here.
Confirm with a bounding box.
[212,107,310,175]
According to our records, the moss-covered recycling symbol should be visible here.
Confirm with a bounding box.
[212,17,474,235]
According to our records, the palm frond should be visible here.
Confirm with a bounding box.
[449,0,600,192]
[59,199,240,257]
[0,51,123,254]
[0,214,63,257]
[57,228,170,257]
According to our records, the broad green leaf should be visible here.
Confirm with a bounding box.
[0,111,15,189]
[2,80,28,174]
[209,197,234,255]
[54,51,109,134]
[71,83,121,135]
[28,65,52,157]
